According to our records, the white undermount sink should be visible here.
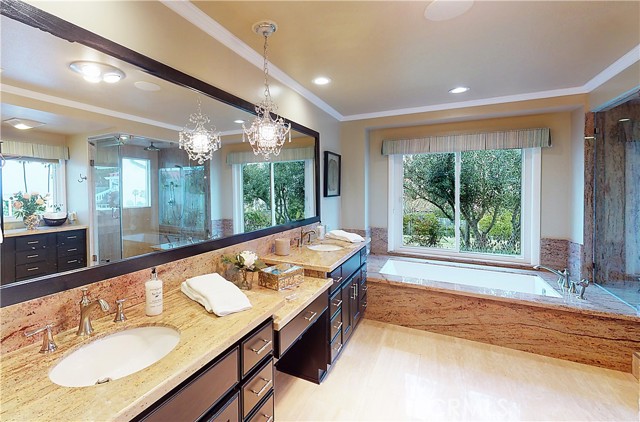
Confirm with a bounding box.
[49,326,180,387]
[307,244,344,252]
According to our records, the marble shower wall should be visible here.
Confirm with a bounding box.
[0,225,313,354]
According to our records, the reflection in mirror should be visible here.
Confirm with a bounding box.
[0,4,319,303]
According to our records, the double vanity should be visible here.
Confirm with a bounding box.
[1,239,368,421]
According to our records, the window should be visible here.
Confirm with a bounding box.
[234,159,313,233]
[390,148,539,264]
[121,158,151,208]
[2,158,64,220]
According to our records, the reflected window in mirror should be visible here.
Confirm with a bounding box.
[122,158,151,208]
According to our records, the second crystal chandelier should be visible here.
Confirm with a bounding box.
[179,98,221,164]
[243,21,291,160]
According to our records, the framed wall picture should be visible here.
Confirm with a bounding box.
[324,151,341,197]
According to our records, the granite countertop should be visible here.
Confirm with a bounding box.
[4,224,88,237]
[0,275,333,421]
[263,238,369,273]
[1,288,284,421]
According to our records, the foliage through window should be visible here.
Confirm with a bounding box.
[402,149,523,256]
[2,158,61,219]
[241,161,307,232]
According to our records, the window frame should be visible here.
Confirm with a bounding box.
[388,148,540,265]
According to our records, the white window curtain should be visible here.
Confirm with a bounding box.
[381,128,550,155]
[226,146,315,165]
[1,140,69,160]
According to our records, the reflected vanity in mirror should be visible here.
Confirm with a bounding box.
[0,0,320,306]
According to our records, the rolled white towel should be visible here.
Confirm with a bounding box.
[327,229,365,243]
[181,273,252,316]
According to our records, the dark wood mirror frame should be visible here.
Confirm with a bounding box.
[0,0,321,307]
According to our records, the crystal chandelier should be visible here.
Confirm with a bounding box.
[179,99,221,164]
[243,21,291,161]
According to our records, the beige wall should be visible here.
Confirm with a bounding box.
[341,95,589,244]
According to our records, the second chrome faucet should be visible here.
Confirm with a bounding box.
[77,288,110,336]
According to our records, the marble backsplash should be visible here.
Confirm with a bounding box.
[0,225,312,354]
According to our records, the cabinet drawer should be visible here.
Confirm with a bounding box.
[330,333,343,363]
[360,246,368,266]
[15,261,55,279]
[360,292,368,314]
[242,359,273,419]
[277,291,327,357]
[15,248,53,265]
[247,391,274,422]
[15,234,53,252]
[241,320,273,377]
[207,392,239,422]
[330,309,342,342]
[57,241,85,257]
[144,347,239,422]
[328,266,342,294]
[56,230,85,245]
[329,290,342,319]
[57,255,87,272]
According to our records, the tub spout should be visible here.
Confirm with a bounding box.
[533,265,571,291]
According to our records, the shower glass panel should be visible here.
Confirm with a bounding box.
[594,95,640,311]
[93,139,123,264]
[159,165,206,239]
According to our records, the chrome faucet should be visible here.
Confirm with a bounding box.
[77,288,110,336]
[533,265,571,291]
[573,279,591,300]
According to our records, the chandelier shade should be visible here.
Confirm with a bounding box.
[243,21,291,160]
[179,99,221,164]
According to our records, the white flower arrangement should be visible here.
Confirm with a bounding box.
[223,250,266,272]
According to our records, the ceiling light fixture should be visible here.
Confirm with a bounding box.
[313,76,331,86]
[3,118,46,130]
[179,99,221,164]
[69,61,125,84]
[425,0,474,21]
[234,119,245,124]
[243,21,291,161]
[449,86,470,94]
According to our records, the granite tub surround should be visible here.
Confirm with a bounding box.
[0,288,285,422]
[263,237,369,273]
[1,224,315,354]
[366,255,640,373]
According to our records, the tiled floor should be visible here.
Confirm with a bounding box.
[275,319,639,421]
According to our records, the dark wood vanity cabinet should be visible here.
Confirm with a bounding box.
[135,318,275,422]
[1,228,87,285]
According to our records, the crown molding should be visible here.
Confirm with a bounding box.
[583,44,640,92]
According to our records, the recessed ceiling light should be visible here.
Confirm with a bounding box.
[619,118,631,122]
[69,61,125,84]
[234,119,245,124]
[425,0,474,21]
[134,81,161,91]
[449,86,470,94]
[312,76,331,86]
[3,118,46,130]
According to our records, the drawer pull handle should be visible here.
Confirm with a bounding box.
[363,301,368,308]
[331,299,343,307]
[250,377,272,397]
[333,276,343,284]
[362,285,368,292]
[304,311,317,321]
[27,267,40,271]
[67,236,77,239]
[67,248,78,252]
[263,415,274,422]
[333,342,343,354]
[250,339,272,355]
[27,241,39,245]
[26,254,39,259]
[67,260,79,264]
[333,321,343,331]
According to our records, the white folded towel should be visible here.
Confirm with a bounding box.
[327,229,365,243]
[181,273,252,316]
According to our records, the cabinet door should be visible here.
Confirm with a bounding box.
[340,279,352,342]
[350,277,360,328]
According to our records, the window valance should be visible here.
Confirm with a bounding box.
[382,128,551,155]
[1,140,69,160]
[227,146,315,165]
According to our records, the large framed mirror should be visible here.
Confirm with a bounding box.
[0,0,320,306]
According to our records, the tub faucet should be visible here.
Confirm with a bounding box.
[572,279,591,300]
[533,265,571,291]
[77,288,110,336]
[301,229,317,245]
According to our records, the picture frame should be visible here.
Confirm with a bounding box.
[324,151,341,197]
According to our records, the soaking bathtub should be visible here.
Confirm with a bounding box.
[379,259,562,298]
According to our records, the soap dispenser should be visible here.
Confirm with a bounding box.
[145,267,163,316]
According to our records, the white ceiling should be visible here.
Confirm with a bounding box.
[183,0,640,119]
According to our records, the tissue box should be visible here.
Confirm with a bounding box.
[259,263,304,291]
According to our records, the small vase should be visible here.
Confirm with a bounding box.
[23,214,40,230]
[237,269,256,290]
